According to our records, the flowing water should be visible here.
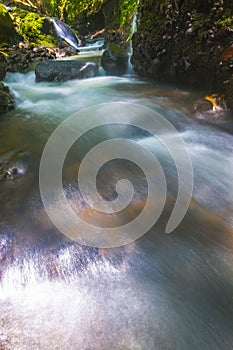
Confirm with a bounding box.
[0,60,233,349]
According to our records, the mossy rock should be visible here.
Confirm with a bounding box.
[0,4,19,44]
[12,8,59,47]
[101,45,128,75]
[108,43,127,56]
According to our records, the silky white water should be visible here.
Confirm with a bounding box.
[0,69,233,349]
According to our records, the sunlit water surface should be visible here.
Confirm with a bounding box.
[0,67,233,349]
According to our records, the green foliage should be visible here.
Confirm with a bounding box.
[41,0,138,40]
[19,12,44,41]
[0,4,8,18]
[192,12,206,30]
[3,0,140,46]
[40,0,108,23]
[217,11,233,28]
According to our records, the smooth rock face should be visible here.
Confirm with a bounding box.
[35,60,99,82]
[0,83,14,114]
[101,49,128,76]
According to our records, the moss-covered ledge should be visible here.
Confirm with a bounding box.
[131,0,233,109]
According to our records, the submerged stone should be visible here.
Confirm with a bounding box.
[0,149,30,182]
[35,60,99,82]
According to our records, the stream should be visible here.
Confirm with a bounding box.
[0,57,233,349]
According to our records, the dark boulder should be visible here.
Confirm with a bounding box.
[35,60,99,82]
[0,83,15,114]
[0,4,19,45]
[0,52,7,80]
[101,45,128,75]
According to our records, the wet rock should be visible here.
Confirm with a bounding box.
[0,82,14,114]
[193,99,213,114]
[2,45,57,74]
[0,52,7,80]
[103,30,131,52]
[193,93,228,120]
[0,44,78,75]
[0,149,30,181]
[101,45,128,75]
[35,60,99,82]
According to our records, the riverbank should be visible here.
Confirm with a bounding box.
[132,0,233,110]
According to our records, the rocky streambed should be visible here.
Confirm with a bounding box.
[0,40,129,114]
[1,0,233,114]
[0,45,61,114]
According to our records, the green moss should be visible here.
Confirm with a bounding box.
[192,12,206,30]
[119,0,137,36]
[13,8,58,46]
[217,11,233,28]
[41,0,108,24]
[108,43,127,55]
[1,0,141,46]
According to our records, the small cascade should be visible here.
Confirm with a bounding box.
[126,0,140,74]
[51,18,80,51]
[51,18,105,54]
[129,0,140,55]
[78,39,105,52]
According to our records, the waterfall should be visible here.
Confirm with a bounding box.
[51,18,80,51]
[127,0,140,73]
